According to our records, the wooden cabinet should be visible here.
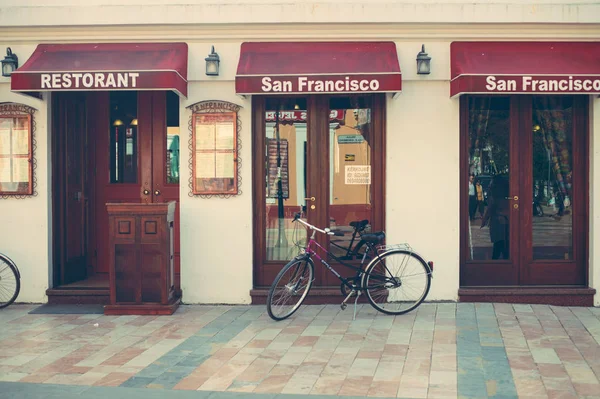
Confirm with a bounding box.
[104,202,180,315]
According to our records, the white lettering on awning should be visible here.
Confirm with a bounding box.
[39,72,141,89]
[485,75,600,92]
[260,76,383,93]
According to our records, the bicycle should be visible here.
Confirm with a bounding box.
[266,212,433,321]
[0,252,20,309]
[329,219,372,261]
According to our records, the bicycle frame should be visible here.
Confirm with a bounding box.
[298,219,378,292]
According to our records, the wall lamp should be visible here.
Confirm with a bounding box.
[205,46,220,76]
[2,47,18,77]
[416,44,431,75]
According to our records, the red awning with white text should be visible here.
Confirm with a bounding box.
[451,41,600,97]
[235,42,401,95]
[11,43,188,97]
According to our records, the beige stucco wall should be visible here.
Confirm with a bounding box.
[0,0,598,305]
[0,59,50,303]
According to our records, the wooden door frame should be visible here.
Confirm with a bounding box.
[460,94,589,287]
[252,94,387,288]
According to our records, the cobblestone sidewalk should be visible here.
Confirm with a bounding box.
[0,303,599,398]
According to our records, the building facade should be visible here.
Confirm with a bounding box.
[0,0,599,307]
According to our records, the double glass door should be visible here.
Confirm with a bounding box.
[461,95,588,286]
[253,95,385,288]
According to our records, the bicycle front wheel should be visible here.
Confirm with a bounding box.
[0,254,20,309]
[362,250,431,315]
[267,257,314,321]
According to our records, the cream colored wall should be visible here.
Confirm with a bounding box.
[386,80,460,301]
[0,44,50,303]
[180,81,253,304]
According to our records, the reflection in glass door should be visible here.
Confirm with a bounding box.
[531,97,573,261]
[461,95,587,287]
[255,95,385,289]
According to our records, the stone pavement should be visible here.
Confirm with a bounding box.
[0,303,599,399]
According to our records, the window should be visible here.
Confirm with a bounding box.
[189,100,242,196]
[0,104,34,196]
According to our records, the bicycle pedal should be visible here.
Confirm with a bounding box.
[340,303,347,310]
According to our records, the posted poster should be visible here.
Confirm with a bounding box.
[215,122,234,150]
[345,165,371,185]
[195,123,215,150]
[195,152,215,178]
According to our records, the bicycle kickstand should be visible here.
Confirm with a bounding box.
[352,291,361,321]
[340,290,355,311]
[340,289,361,321]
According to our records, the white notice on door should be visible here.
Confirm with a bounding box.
[345,165,371,185]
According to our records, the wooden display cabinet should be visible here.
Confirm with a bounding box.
[104,201,180,315]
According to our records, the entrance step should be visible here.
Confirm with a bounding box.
[459,287,596,306]
[46,288,109,305]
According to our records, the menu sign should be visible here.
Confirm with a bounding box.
[192,113,238,195]
[0,115,32,195]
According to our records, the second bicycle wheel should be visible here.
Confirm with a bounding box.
[362,249,431,315]
[0,254,20,309]
[267,257,314,321]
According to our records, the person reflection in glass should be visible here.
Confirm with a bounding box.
[481,175,509,259]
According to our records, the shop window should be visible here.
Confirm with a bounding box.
[0,103,36,197]
[187,100,242,197]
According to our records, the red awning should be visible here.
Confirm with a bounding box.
[235,42,401,95]
[451,41,600,97]
[11,43,188,97]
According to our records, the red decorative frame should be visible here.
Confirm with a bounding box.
[0,103,36,197]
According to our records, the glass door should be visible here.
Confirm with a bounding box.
[461,95,588,287]
[254,95,385,288]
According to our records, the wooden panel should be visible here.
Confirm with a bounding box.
[106,202,178,314]
[115,243,137,302]
[141,244,164,303]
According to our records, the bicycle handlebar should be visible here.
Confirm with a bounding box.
[293,213,337,236]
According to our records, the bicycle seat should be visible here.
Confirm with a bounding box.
[361,231,385,243]
[349,220,369,229]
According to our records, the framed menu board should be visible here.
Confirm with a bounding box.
[192,112,238,195]
[0,105,34,196]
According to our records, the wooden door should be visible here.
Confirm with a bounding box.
[460,95,588,286]
[253,95,385,288]
[93,91,180,288]
[52,92,90,285]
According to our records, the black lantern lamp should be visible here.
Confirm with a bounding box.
[416,44,431,75]
[2,47,18,77]
[205,46,220,76]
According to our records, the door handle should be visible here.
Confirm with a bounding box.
[143,189,150,195]
[505,196,519,201]
[154,190,161,196]
[304,197,316,202]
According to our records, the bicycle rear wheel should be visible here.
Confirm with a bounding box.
[0,254,20,309]
[267,257,314,321]
[362,249,431,315]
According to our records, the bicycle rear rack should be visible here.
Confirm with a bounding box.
[376,243,413,254]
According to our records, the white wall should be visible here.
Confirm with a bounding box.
[179,81,253,304]
[386,80,460,301]
[0,68,50,304]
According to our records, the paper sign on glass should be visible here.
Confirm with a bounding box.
[215,152,234,178]
[12,129,29,155]
[215,123,234,150]
[195,123,215,150]
[12,158,29,183]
